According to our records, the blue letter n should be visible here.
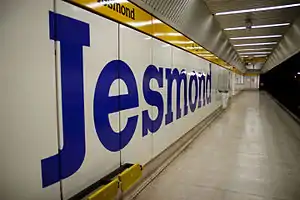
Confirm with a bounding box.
[41,11,90,188]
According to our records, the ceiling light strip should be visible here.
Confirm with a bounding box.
[185,46,203,49]
[224,23,290,31]
[241,55,268,57]
[154,33,183,36]
[237,48,273,51]
[215,3,300,16]
[169,41,194,44]
[254,55,268,57]
[230,35,282,40]
[253,23,290,29]
[239,52,271,55]
[234,42,277,47]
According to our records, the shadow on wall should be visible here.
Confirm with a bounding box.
[260,52,300,118]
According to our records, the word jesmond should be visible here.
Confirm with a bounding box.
[41,12,211,187]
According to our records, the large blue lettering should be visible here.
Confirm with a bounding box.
[206,64,212,104]
[142,65,164,136]
[42,12,215,188]
[189,71,198,112]
[198,74,206,108]
[41,12,90,187]
[165,68,188,125]
[94,60,139,152]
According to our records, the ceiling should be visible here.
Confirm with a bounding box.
[204,0,300,71]
[130,0,246,72]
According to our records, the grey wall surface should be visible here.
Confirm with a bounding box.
[262,14,300,73]
[129,0,246,73]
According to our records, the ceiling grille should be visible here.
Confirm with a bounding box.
[139,0,190,23]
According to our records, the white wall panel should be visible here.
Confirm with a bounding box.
[119,25,153,165]
[169,47,191,143]
[1,0,60,199]
[56,1,120,199]
[152,39,176,157]
[1,1,233,198]
[211,63,222,104]
[174,51,199,136]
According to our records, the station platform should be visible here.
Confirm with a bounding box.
[135,91,300,200]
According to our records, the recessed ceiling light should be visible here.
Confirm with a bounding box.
[215,3,300,16]
[224,23,290,31]
[237,48,273,51]
[234,42,277,47]
[239,52,271,55]
[230,35,282,40]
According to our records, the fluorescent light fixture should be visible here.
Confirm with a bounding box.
[254,55,268,57]
[241,55,268,58]
[297,72,300,75]
[224,23,290,31]
[185,46,203,50]
[224,27,246,31]
[230,35,281,40]
[198,54,215,57]
[215,3,300,16]
[127,19,162,27]
[239,52,271,55]
[154,33,183,36]
[237,48,273,51]
[234,42,277,47]
[169,41,194,44]
[199,52,212,55]
[253,23,290,29]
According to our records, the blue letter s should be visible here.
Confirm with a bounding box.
[142,65,164,136]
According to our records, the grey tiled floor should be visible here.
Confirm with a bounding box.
[135,91,300,200]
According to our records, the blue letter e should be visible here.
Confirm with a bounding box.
[41,12,90,187]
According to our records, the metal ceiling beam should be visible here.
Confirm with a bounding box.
[262,13,300,73]
[129,0,246,72]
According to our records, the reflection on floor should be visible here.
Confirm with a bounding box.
[135,91,300,200]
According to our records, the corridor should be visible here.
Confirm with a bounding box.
[135,91,300,200]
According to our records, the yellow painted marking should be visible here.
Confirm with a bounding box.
[118,164,142,192]
[87,178,119,200]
